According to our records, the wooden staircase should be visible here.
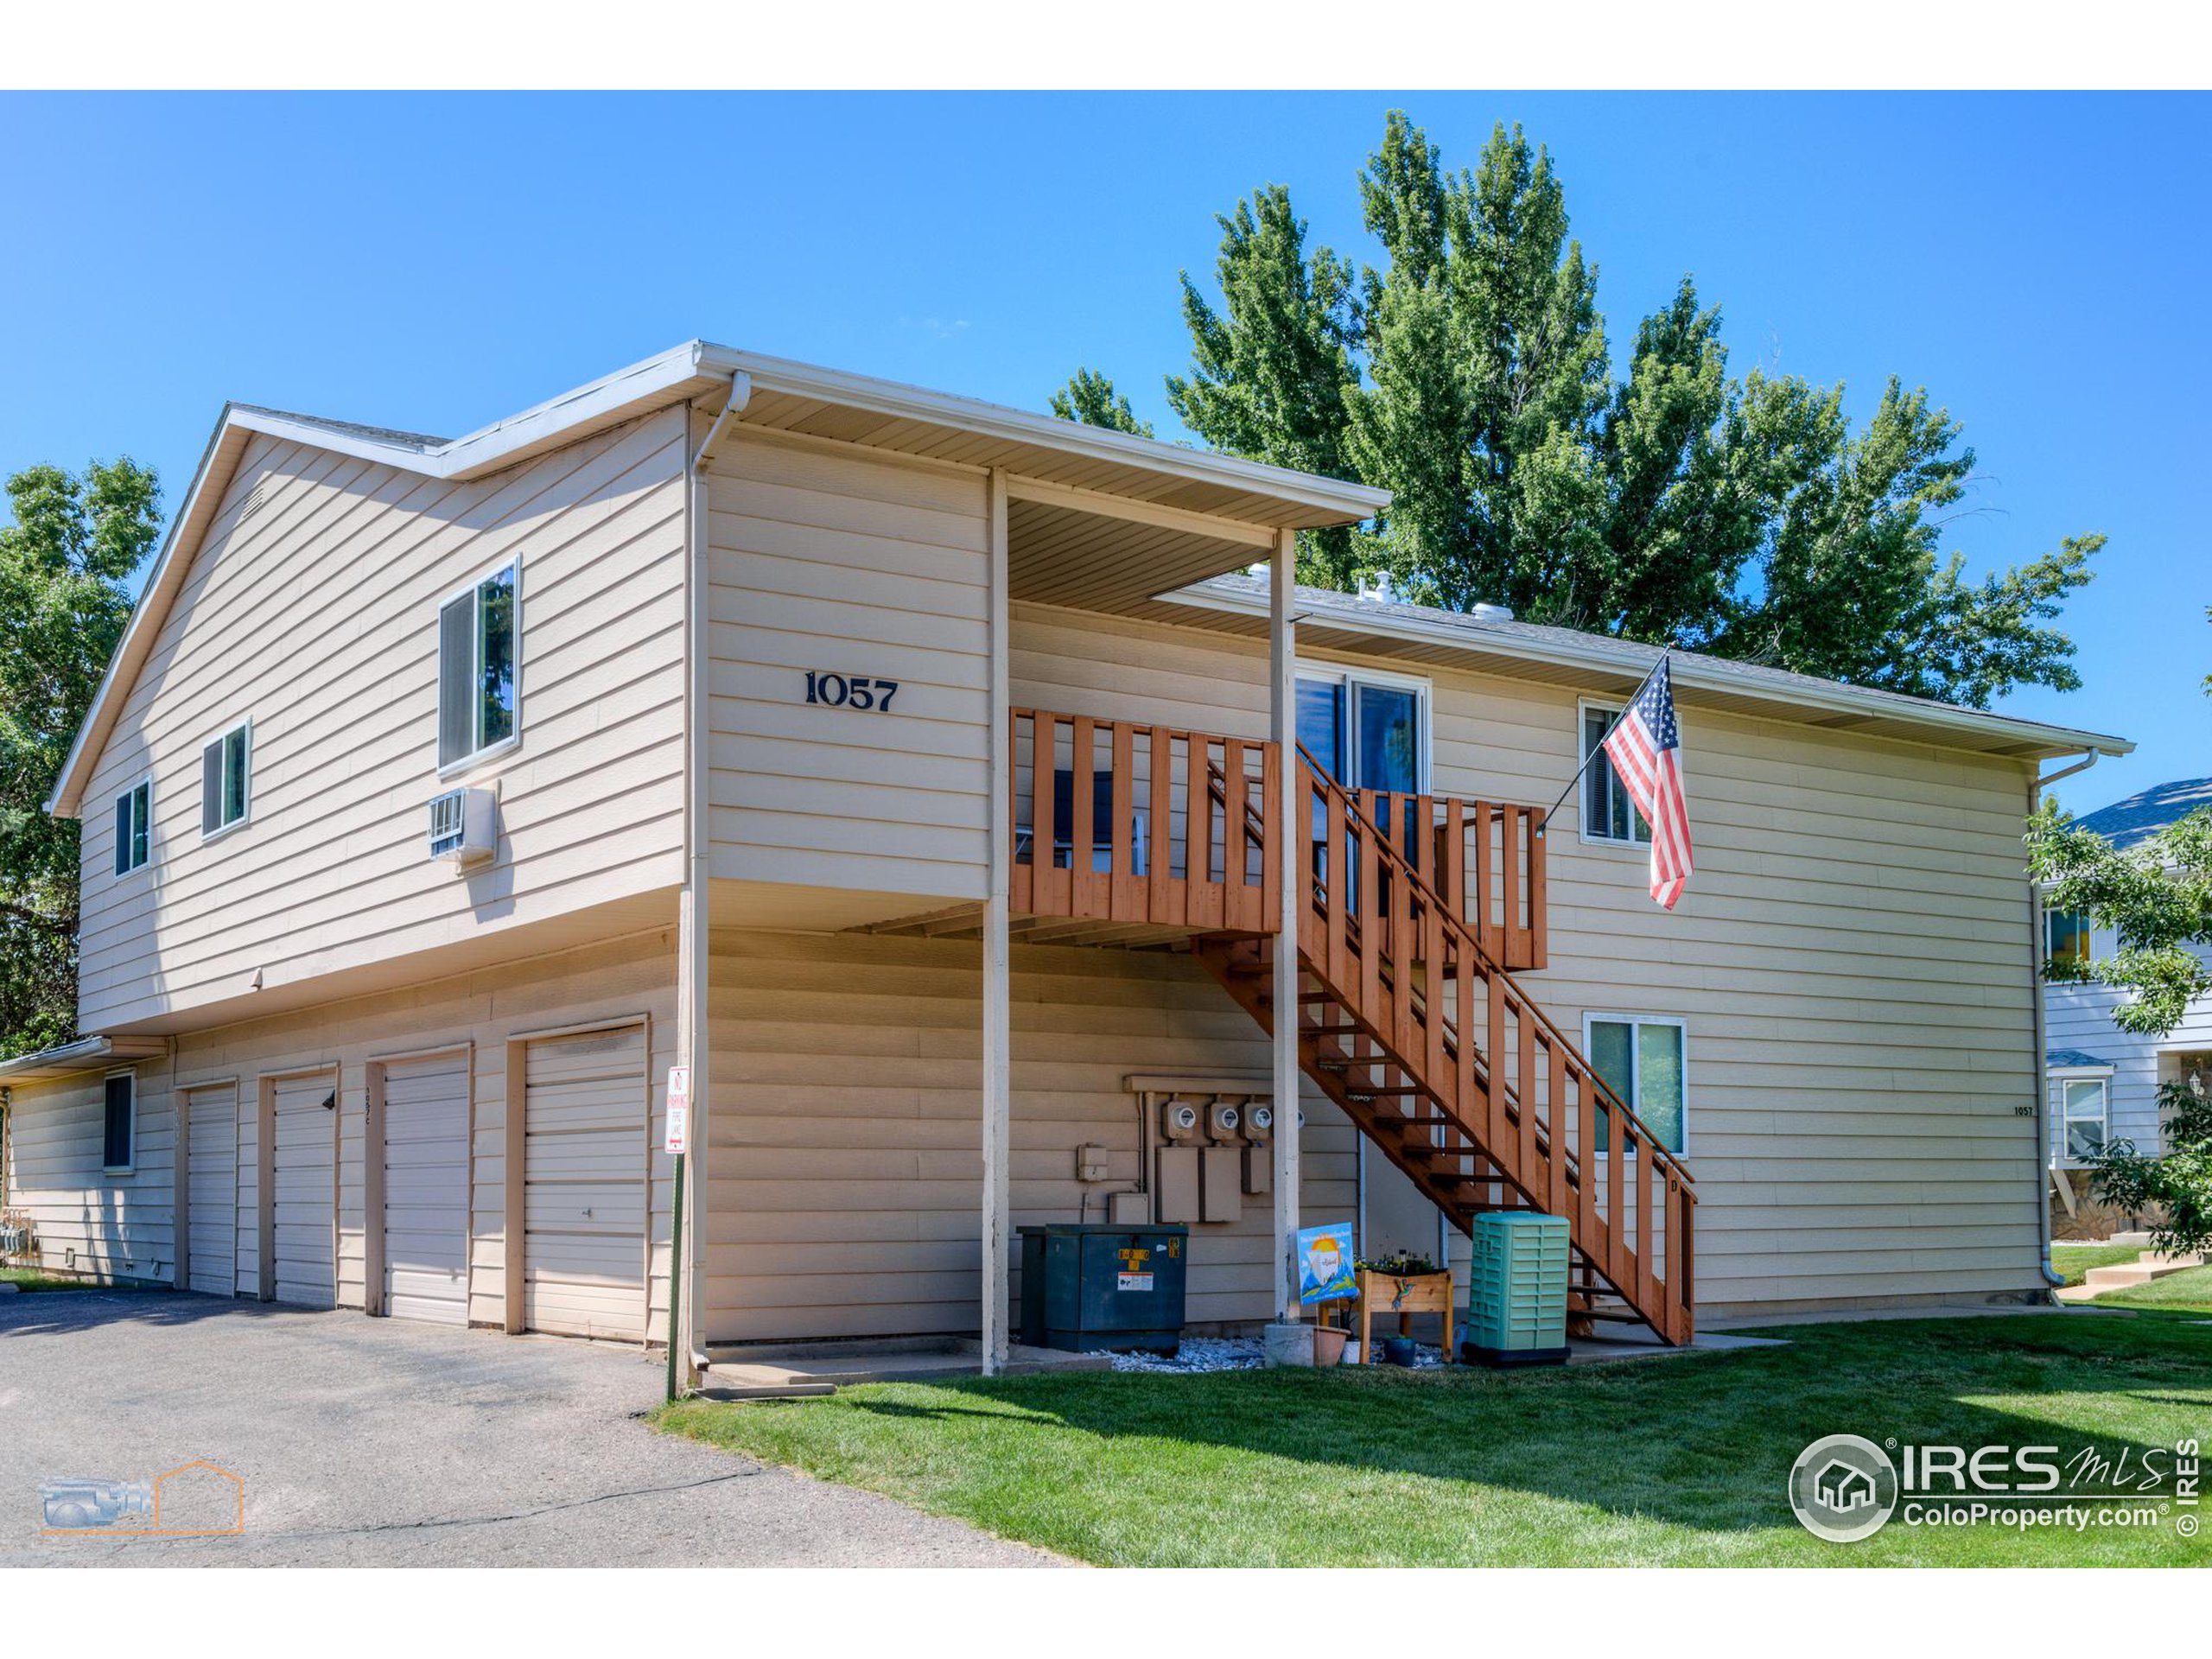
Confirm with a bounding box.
[1005,709,1696,1346]
[1195,753,1696,1346]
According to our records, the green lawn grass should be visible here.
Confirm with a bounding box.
[2050,1241,2153,1286]
[656,1315,2212,1567]
[0,1267,89,1293]
[2092,1264,2212,1314]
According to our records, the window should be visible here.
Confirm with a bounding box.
[102,1073,135,1173]
[1581,702,1651,846]
[112,778,151,875]
[2045,907,2093,969]
[438,561,519,770]
[1296,668,1427,792]
[200,722,251,837]
[2061,1077,2108,1161]
[1585,1014,1688,1154]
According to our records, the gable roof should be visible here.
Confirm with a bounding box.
[2072,777,2212,849]
[47,341,1389,817]
[1164,574,2133,764]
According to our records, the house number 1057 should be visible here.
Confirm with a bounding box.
[804,671,900,711]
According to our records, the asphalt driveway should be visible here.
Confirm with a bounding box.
[0,1288,1058,1567]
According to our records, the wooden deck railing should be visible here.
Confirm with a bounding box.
[1009,709,1277,932]
[1327,789,1548,971]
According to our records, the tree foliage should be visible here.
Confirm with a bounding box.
[0,460,161,1058]
[2089,1077,2212,1259]
[1096,111,2100,709]
[1048,368,1154,438]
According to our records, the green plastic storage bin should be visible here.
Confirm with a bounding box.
[1462,1211,1570,1366]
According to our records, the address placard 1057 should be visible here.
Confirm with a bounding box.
[804,671,900,711]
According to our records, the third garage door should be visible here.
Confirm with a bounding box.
[270,1071,338,1308]
[381,1052,471,1325]
[523,1026,646,1339]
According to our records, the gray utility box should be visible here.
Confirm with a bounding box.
[1017,1223,1190,1354]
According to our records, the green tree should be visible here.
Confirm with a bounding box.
[1049,369,1154,438]
[1106,111,2100,709]
[0,460,162,1058]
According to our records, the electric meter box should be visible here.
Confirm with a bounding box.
[1018,1223,1190,1354]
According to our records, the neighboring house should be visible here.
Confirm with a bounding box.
[2042,776,2212,1224]
[0,342,2133,1370]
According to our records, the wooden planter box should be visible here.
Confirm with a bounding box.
[1354,1268,1454,1363]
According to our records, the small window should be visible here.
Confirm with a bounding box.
[2061,1077,2108,1161]
[1582,703,1652,846]
[112,778,151,875]
[201,722,251,837]
[2045,908,2093,969]
[103,1073,135,1173]
[1586,1014,1687,1154]
[438,561,519,770]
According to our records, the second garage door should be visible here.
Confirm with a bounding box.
[183,1084,238,1297]
[270,1071,338,1308]
[381,1052,471,1325]
[523,1026,647,1339]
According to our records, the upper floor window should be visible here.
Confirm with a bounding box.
[103,1072,135,1173]
[200,722,251,837]
[439,561,518,771]
[112,778,151,875]
[1296,667,1427,792]
[2045,907,2093,969]
[1581,702,1651,846]
[1586,1013,1688,1154]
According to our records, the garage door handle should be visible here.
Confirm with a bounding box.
[582,1207,593,1218]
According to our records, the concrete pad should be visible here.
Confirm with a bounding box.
[700,1338,1109,1397]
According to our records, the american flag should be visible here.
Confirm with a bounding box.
[1601,656,1694,910]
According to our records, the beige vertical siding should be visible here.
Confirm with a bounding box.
[72,410,690,1033]
[705,434,991,902]
[703,927,1351,1344]
[2,1063,175,1284]
[4,931,677,1331]
[1007,601,2049,1316]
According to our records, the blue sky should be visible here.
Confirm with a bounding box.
[3,92,2202,813]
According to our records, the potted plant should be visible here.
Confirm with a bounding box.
[1354,1251,1455,1365]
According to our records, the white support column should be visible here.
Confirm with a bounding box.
[981,468,1014,1373]
[1269,527,1303,1322]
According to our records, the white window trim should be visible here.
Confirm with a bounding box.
[1294,658,1433,792]
[435,555,524,781]
[1581,1010,1691,1156]
[101,1068,137,1176]
[1575,696,1654,852]
[111,772,154,880]
[200,718,254,843]
[2050,1070,2113,1167]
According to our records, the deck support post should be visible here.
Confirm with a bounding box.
[981,469,1014,1374]
[1269,528,1302,1322]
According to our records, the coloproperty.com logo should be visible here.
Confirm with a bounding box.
[1788,1433,2200,1543]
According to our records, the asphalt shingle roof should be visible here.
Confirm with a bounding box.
[2046,1048,2113,1070]
[2073,777,2212,850]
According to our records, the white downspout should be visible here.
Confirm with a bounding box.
[2028,747,2101,1291]
[677,373,750,1382]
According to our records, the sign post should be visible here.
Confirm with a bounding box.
[664,1065,691,1402]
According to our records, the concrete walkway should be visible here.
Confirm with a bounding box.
[0,1289,1060,1567]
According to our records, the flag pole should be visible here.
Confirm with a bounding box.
[1535,651,1669,840]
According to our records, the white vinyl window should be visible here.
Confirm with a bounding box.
[1580,701,1651,847]
[112,777,151,875]
[1295,665,1429,793]
[2045,907,2094,969]
[2060,1077,2109,1162]
[200,722,251,838]
[438,560,519,772]
[103,1072,136,1173]
[1585,1013,1688,1154]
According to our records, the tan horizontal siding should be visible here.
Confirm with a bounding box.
[74,411,690,1031]
[2,1066,176,1284]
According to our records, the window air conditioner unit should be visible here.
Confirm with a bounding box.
[427,788,497,865]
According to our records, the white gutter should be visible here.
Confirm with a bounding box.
[2027,747,2102,1291]
[0,1034,168,1084]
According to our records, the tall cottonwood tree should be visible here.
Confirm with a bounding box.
[0,460,161,1058]
[1060,111,2100,709]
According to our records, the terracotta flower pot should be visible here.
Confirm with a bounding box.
[1313,1325,1349,1366]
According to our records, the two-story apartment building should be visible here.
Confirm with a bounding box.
[0,342,2131,1372]
[2043,776,2212,1232]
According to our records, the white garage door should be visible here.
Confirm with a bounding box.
[270,1071,337,1308]
[381,1052,470,1325]
[523,1026,646,1339]
[184,1084,237,1297]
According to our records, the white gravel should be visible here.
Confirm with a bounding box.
[1106,1337,1452,1372]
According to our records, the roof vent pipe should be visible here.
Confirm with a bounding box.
[1469,602,1514,624]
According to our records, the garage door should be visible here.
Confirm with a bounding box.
[523,1026,646,1339]
[270,1071,337,1308]
[381,1052,470,1325]
[183,1084,237,1297]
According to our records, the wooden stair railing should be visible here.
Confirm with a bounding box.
[1193,747,1696,1347]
